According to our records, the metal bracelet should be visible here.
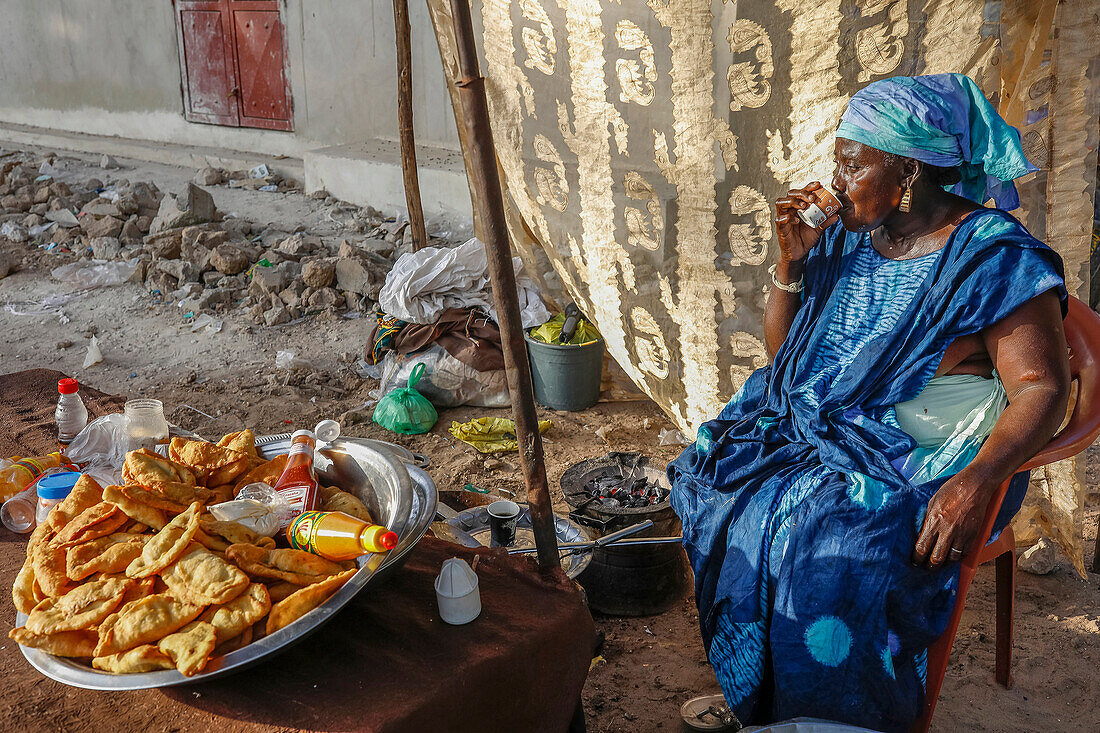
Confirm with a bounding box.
[768,263,804,293]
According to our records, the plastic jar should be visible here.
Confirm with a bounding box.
[125,399,170,452]
[35,471,80,525]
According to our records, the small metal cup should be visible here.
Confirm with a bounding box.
[797,184,843,229]
[487,500,521,547]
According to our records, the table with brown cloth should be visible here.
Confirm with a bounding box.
[0,369,597,733]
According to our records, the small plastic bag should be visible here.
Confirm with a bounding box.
[208,482,287,536]
[66,414,129,473]
[373,363,438,435]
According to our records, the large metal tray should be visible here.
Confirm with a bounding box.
[16,436,437,690]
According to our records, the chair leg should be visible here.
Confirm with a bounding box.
[994,544,1015,688]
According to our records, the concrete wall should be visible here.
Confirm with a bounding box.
[0,0,460,158]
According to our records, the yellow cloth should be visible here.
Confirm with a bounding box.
[449,418,552,453]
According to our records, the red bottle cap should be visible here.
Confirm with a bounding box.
[58,378,79,395]
[380,531,399,550]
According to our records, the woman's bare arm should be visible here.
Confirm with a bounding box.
[913,290,1070,567]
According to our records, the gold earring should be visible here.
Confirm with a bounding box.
[899,185,912,213]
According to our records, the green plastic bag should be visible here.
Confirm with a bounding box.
[372,363,438,434]
[528,314,602,345]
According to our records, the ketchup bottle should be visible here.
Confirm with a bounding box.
[272,430,321,525]
[287,510,399,560]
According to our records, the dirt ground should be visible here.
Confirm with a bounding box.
[2,147,1099,732]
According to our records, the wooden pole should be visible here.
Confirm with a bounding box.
[448,0,560,570]
[393,0,428,251]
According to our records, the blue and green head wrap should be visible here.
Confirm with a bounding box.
[835,73,1036,210]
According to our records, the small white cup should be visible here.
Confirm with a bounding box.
[435,557,482,625]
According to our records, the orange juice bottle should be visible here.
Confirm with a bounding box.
[272,430,321,525]
[0,452,69,501]
[287,510,398,560]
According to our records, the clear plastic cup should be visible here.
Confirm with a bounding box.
[1,486,37,533]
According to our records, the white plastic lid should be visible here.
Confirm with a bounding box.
[313,419,341,443]
[435,557,478,598]
[290,429,316,441]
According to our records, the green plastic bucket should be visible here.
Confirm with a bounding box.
[524,332,605,411]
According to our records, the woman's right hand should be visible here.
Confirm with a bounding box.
[775,182,838,264]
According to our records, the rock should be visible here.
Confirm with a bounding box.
[209,244,251,275]
[181,287,233,313]
[81,215,124,239]
[301,258,336,288]
[193,167,224,186]
[202,270,224,287]
[130,182,161,211]
[22,213,43,228]
[85,178,104,191]
[45,209,80,227]
[334,253,387,298]
[1,194,33,212]
[82,201,121,218]
[145,270,178,295]
[55,340,73,350]
[29,203,47,216]
[1018,537,1057,575]
[48,181,72,198]
[33,186,50,205]
[309,189,329,200]
[248,265,287,298]
[119,217,143,245]
[156,258,200,283]
[359,238,395,258]
[149,183,217,234]
[308,287,340,310]
[263,302,291,326]
[135,215,154,234]
[115,194,140,217]
[100,154,120,169]
[0,222,29,242]
[129,256,151,284]
[90,236,122,260]
[276,233,321,257]
[0,252,13,279]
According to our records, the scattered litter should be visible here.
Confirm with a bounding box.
[275,350,315,370]
[245,258,273,280]
[354,359,383,380]
[182,311,195,319]
[51,260,137,290]
[82,335,104,369]
[594,425,614,443]
[178,404,216,421]
[259,184,278,192]
[658,428,691,446]
[1018,537,1057,575]
[5,291,83,316]
[248,164,271,179]
[372,363,438,435]
[449,417,552,454]
[643,417,652,430]
[643,625,655,636]
[38,160,62,178]
[97,187,121,202]
[189,314,224,334]
[28,222,57,237]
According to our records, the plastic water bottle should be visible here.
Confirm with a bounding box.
[55,378,89,454]
[1,484,38,533]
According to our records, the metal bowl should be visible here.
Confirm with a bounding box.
[445,504,594,579]
[16,436,437,690]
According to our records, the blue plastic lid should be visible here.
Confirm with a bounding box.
[36,472,80,500]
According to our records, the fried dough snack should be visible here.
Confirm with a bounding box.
[66,533,148,581]
[160,546,249,605]
[200,517,276,549]
[158,621,218,676]
[25,577,132,635]
[104,485,168,530]
[266,569,356,636]
[169,438,249,487]
[119,481,214,513]
[319,486,373,523]
[126,503,202,578]
[94,593,205,657]
[10,627,99,658]
[29,524,72,598]
[123,449,196,487]
[233,454,287,493]
[12,558,40,615]
[53,503,129,548]
[199,583,271,643]
[92,645,175,673]
[48,475,105,531]
[225,544,347,586]
[217,430,259,460]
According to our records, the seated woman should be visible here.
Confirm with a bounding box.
[670,74,1070,732]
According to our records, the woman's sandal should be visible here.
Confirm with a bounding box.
[680,694,742,731]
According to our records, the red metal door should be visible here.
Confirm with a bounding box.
[231,2,293,130]
[176,0,240,126]
[174,0,293,131]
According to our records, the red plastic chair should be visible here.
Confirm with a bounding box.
[914,296,1100,732]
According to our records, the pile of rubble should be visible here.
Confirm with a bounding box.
[0,152,443,328]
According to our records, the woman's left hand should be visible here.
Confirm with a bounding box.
[913,472,998,568]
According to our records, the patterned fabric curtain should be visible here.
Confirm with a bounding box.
[426,0,1099,572]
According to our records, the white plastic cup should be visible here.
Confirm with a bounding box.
[435,557,482,625]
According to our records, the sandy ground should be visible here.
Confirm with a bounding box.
[2,147,1099,732]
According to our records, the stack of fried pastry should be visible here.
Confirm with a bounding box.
[9,430,375,676]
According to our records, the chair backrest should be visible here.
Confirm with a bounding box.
[1020,296,1100,471]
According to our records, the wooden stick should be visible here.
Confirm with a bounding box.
[393,0,428,251]
[447,0,560,570]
